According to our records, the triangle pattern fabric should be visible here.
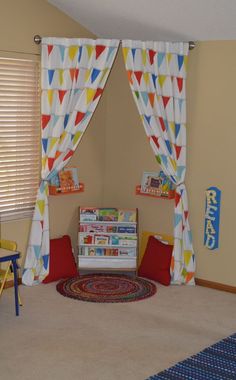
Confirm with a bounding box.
[158,52,165,68]
[148,49,156,65]
[96,45,106,59]
[48,70,55,85]
[22,38,119,286]
[47,45,53,56]
[91,68,100,83]
[134,71,142,85]
[42,115,51,130]
[122,39,195,285]
[59,45,65,62]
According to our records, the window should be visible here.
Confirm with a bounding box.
[0,56,41,221]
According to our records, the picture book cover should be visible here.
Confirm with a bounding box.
[111,249,119,256]
[49,172,60,188]
[117,226,136,234]
[95,248,104,256]
[59,167,79,192]
[88,248,96,256]
[87,224,107,233]
[119,248,136,256]
[119,236,137,247]
[82,234,93,244]
[118,209,136,223]
[80,208,98,221]
[141,172,162,195]
[106,225,117,233]
[94,235,110,245]
[98,208,118,222]
[111,236,119,245]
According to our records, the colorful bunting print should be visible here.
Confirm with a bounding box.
[122,40,195,285]
[22,38,119,286]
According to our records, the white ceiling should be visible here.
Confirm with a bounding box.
[47,0,236,42]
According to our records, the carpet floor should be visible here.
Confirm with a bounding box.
[0,282,236,380]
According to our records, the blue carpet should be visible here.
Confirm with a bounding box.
[147,333,236,380]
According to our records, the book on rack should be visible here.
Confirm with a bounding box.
[79,234,94,244]
[80,208,98,222]
[59,167,79,192]
[98,208,118,222]
[118,209,136,222]
[119,248,136,257]
[117,226,136,233]
[94,235,110,245]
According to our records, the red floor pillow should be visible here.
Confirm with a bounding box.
[43,235,78,283]
[138,235,173,286]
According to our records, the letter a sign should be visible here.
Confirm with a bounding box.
[204,186,221,250]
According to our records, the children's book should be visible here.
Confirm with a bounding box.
[106,225,117,233]
[59,167,79,192]
[119,248,136,256]
[110,249,119,256]
[95,248,104,256]
[88,248,96,256]
[49,172,60,188]
[80,208,98,221]
[111,236,119,245]
[117,226,136,233]
[119,236,137,247]
[98,208,118,222]
[94,235,110,245]
[118,209,136,223]
[141,172,162,195]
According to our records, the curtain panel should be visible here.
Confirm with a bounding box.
[22,37,119,286]
[122,40,195,285]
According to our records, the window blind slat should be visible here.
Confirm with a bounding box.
[0,56,41,221]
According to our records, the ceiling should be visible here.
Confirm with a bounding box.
[47,0,236,42]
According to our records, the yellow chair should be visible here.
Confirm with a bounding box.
[0,239,22,306]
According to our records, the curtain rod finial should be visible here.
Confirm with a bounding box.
[34,35,41,45]
[189,41,196,50]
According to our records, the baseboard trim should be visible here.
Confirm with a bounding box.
[195,278,236,294]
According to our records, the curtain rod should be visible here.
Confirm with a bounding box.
[34,35,196,50]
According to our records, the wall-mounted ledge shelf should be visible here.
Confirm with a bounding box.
[49,183,84,196]
[135,185,175,200]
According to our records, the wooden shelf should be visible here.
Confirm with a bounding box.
[135,185,175,200]
[49,183,84,196]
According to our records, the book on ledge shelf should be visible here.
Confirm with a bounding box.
[49,167,83,195]
[59,167,79,193]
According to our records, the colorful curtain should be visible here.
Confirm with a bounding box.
[122,40,195,285]
[22,37,119,286]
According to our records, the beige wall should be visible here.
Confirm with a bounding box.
[0,0,107,264]
[104,42,236,287]
[187,41,236,286]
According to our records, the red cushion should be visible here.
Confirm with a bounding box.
[43,235,78,283]
[138,236,173,286]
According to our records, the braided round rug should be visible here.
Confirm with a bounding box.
[56,273,157,303]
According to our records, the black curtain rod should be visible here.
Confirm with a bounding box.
[34,35,196,50]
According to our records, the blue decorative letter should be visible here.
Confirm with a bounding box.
[204,187,221,250]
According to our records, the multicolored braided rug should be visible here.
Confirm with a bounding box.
[147,333,236,380]
[56,273,157,303]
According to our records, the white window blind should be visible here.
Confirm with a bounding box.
[0,56,41,221]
